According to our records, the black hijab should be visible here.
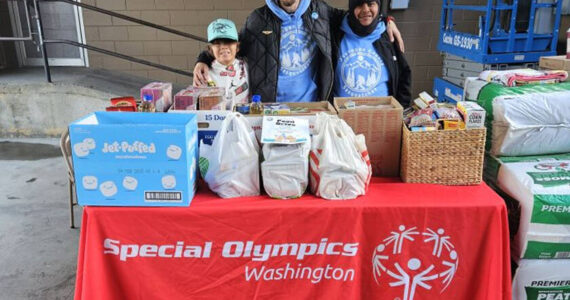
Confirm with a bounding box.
[347,0,382,37]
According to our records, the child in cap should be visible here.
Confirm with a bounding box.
[199,18,250,110]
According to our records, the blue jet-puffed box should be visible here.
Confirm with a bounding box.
[69,112,198,206]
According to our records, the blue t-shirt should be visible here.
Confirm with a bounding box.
[334,16,389,98]
[266,0,318,102]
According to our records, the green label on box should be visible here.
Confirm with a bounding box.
[523,241,570,259]
[525,286,570,300]
[531,195,570,225]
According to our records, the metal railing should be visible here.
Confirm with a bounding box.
[0,0,207,82]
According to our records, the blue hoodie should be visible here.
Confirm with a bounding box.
[334,15,389,98]
[266,0,318,102]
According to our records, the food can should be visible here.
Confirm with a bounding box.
[235,103,250,115]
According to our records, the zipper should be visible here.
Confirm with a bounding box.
[304,8,333,100]
[274,16,281,102]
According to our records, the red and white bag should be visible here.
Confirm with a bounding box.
[309,113,371,200]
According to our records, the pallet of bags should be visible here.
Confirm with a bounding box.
[486,154,570,261]
[512,259,570,300]
[464,78,570,156]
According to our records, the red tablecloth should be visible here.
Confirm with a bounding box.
[74,178,511,300]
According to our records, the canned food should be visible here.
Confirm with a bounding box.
[235,103,250,115]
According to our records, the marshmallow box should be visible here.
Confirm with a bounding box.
[69,112,198,206]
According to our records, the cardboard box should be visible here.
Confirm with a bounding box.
[246,102,337,140]
[177,102,337,145]
[69,112,198,206]
[173,88,196,111]
[140,82,173,112]
[195,87,225,110]
[457,101,486,129]
[539,55,570,73]
[334,97,403,177]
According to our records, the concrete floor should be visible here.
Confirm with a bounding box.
[0,138,81,299]
[0,67,188,299]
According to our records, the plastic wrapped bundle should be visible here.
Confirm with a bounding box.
[464,78,570,156]
[262,142,310,199]
[512,259,570,300]
[491,91,570,156]
[260,116,311,199]
[493,155,570,261]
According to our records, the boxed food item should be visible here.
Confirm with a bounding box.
[140,82,172,112]
[69,112,198,206]
[106,97,137,112]
[261,116,310,199]
[173,88,196,110]
[334,97,403,177]
[492,155,570,260]
[196,87,226,110]
[400,124,486,185]
[457,101,485,129]
[539,55,570,72]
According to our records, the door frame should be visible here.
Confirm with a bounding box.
[8,0,89,67]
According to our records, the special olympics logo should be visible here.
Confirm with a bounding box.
[372,225,459,300]
[279,26,316,76]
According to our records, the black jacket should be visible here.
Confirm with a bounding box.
[332,16,412,108]
[198,1,344,102]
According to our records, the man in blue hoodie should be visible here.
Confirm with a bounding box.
[333,0,411,107]
[193,0,404,103]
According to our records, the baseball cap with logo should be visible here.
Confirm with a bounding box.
[207,19,239,42]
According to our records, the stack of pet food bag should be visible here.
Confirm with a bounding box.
[463,70,570,300]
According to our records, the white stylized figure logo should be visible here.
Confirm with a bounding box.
[280,26,316,76]
[372,225,459,300]
[384,225,419,254]
[339,48,383,96]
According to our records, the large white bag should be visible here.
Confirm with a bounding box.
[309,113,371,200]
[260,116,311,199]
[199,112,260,198]
[262,143,310,199]
[512,259,570,300]
[491,91,570,156]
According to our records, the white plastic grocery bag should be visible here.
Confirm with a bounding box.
[199,112,260,198]
[260,116,311,199]
[309,113,371,200]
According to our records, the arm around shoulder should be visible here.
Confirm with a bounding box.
[395,43,412,108]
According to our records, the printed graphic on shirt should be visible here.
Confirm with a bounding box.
[339,48,383,97]
[280,25,316,76]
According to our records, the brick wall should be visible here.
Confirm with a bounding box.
[82,0,443,96]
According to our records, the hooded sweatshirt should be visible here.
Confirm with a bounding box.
[333,15,389,97]
[266,0,318,102]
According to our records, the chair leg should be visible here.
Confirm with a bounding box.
[69,178,75,229]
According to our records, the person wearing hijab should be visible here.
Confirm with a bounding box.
[333,0,411,108]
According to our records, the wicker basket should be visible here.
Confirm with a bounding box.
[400,124,486,185]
